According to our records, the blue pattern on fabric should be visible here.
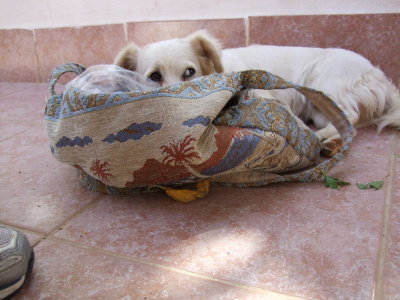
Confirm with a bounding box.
[103,121,162,143]
[241,98,257,106]
[201,133,260,176]
[182,116,211,127]
[56,136,93,148]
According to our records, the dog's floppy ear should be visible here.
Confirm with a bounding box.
[188,30,224,75]
[114,44,139,71]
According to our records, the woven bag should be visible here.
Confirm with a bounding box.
[45,63,353,195]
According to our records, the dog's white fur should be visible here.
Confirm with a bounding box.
[114,30,400,142]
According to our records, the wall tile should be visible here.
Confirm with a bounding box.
[127,19,246,48]
[0,29,40,82]
[249,14,400,85]
[35,24,126,83]
[2,14,398,85]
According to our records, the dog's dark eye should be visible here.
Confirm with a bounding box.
[149,72,162,82]
[183,68,196,79]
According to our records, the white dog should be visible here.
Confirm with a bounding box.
[114,30,400,151]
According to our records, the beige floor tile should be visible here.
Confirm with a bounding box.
[349,126,394,156]
[2,82,399,299]
[0,111,100,232]
[14,239,286,300]
[382,156,400,299]
[54,150,390,299]
[0,83,44,97]
[0,83,48,141]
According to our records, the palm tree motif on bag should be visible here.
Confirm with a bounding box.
[161,135,200,166]
[90,159,114,183]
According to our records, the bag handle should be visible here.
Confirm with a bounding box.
[238,70,354,184]
[240,70,353,146]
[48,63,87,96]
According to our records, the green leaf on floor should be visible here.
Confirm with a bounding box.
[356,181,384,190]
[323,175,351,190]
[356,183,368,190]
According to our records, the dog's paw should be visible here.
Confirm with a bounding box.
[321,137,343,157]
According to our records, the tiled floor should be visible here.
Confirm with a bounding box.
[0,82,399,299]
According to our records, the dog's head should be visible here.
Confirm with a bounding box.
[114,30,224,87]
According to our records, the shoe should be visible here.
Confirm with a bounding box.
[0,225,34,300]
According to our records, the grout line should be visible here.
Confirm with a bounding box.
[12,196,103,250]
[0,223,45,247]
[373,134,397,300]
[46,235,305,300]
[0,130,29,143]
[32,29,42,82]
[43,197,102,239]
[346,150,390,159]
[244,16,250,46]
[123,22,128,44]
[1,224,44,237]
[0,196,102,247]
[1,117,49,143]
[1,192,101,248]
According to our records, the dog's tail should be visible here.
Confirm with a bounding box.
[351,65,400,133]
[375,72,400,132]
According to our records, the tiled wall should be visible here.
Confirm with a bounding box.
[0,14,399,85]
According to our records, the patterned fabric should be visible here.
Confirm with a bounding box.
[45,63,353,194]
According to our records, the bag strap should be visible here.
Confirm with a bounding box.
[48,63,86,96]
[238,70,354,184]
